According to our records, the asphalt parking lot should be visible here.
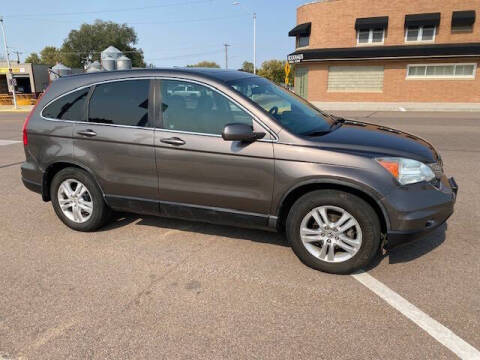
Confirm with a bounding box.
[0,110,479,359]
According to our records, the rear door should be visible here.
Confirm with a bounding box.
[154,79,275,226]
[73,79,158,214]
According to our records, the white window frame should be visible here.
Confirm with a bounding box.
[404,25,436,43]
[406,63,477,80]
[356,28,385,45]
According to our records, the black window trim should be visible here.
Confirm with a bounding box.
[154,77,278,142]
[41,77,155,130]
[40,86,90,123]
[40,76,278,141]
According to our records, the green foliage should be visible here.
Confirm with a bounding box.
[257,59,294,84]
[40,46,63,66]
[60,20,145,68]
[240,61,254,73]
[186,61,220,68]
[25,52,41,64]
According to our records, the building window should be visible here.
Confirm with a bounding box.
[452,24,473,32]
[296,35,309,48]
[407,63,476,79]
[405,25,436,42]
[328,66,384,92]
[357,28,385,45]
[451,10,475,33]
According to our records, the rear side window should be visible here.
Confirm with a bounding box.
[42,88,89,121]
[88,80,150,127]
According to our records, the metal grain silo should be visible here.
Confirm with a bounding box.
[101,46,122,60]
[101,54,116,71]
[116,55,132,70]
[86,61,102,72]
[50,63,72,80]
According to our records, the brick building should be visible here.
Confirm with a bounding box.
[287,0,480,110]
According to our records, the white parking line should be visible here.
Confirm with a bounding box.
[0,140,21,146]
[352,271,480,359]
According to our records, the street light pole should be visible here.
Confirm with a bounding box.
[253,12,256,74]
[0,17,17,109]
[233,2,256,74]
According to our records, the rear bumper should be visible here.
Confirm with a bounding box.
[384,176,458,249]
[22,177,42,194]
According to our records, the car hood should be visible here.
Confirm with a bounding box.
[305,120,439,163]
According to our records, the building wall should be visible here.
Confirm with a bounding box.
[303,57,480,103]
[297,0,480,49]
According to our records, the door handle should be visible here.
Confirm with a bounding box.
[160,137,185,146]
[77,129,97,137]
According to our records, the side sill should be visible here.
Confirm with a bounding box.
[105,195,277,231]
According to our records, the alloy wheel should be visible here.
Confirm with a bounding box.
[299,205,362,263]
[57,179,93,223]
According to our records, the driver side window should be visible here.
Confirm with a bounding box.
[160,80,253,135]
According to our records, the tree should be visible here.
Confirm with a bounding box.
[239,61,254,73]
[257,60,286,84]
[186,61,220,68]
[25,52,41,64]
[40,46,63,66]
[257,59,294,85]
[60,20,145,68]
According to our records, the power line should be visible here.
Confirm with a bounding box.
[144,49,224,61]
[14,13,248,25]
[4,0,218,19]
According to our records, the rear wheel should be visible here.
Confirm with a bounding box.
[50,167,111,231]
[286,190,381,274]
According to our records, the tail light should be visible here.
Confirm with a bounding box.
[23,86,49,146]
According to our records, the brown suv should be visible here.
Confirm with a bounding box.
[21,68,457,274]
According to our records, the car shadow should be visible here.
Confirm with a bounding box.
[366,224,447,270]
[101,212,289,248]
[101,213,448,267]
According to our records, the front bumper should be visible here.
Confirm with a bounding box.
[384,175,458,249]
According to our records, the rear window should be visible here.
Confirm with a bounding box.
[88,80,150,127]
[42,88,89,121]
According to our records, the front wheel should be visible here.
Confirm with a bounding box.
[286,190,381,274]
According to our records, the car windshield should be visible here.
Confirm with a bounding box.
[227,76,334,135]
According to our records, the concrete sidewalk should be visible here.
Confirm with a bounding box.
[0,105,33,112]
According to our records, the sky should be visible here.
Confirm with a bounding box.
[0,0,306,69]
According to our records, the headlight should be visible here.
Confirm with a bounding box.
[376,157,435,185]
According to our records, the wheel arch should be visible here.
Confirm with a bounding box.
[276,179,390,235]
[42,161,105,202]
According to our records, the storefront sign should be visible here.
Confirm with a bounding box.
[0,67,25,74]
[287,54,303,64]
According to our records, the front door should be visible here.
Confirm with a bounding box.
[294,67,308,99]
[73,79,158,214]
[154,79,275,227]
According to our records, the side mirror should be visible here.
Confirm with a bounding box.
[222,123,266,142]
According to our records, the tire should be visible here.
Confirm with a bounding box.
[286,190,381,274]
[50,167,111,231]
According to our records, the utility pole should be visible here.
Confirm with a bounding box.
[0,17,17,109]
[13,50,22,64]
[224,43,230,70]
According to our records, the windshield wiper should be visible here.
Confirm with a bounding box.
[330,116,345,128]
